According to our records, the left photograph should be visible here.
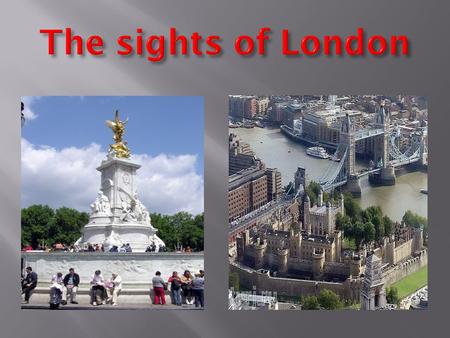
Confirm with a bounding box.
[20,96,204,310]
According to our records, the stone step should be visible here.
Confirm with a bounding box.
[32,285,174,296]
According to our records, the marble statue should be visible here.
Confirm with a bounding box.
[90,190,111,215]
[76,110,165,252]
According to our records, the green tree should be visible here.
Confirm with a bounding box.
[317,289,343,310]
[302,295,320,310]
[48,207,89,245]
[305,181,322,206]
[402,210,427,229]
[151,212,204,251]
[363,222,376,244]
[383,215,394,236]
[343,193,362,222]
[386,287,399,305]
[21,205,55,248]
[352,221,366,249]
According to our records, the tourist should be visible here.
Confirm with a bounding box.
[109,245,119,252]
[181,270,194,305]
[63,268,79,305]
[192,270,204,308]
[90,270,107,306]
[151,271,166,305]
[168,271,182,306]
[22,267,38,304]
[119,244,127,253]
[145,245,152,252]
[87,243,95,252]
[106,273,122,306]
[51,272,64,285]
[125,243,132,252]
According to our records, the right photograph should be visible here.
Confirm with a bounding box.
[228,95,428,311]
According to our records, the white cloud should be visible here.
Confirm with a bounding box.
[21,96,40,120]
[21,139,204,215]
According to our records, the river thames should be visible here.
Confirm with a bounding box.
[232,126,427,222]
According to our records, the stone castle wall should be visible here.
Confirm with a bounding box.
[384,249,427,286]
[231,248,427,302]
[230,262,362,302]
[393,239,414,265]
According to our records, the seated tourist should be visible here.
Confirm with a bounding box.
[106,273,122,306]
[90,270,107,306]
[63,268,80,305]
[21,267,38,304]
[51,272,64,285]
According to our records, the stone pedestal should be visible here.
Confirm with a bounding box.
[380,166,396,186]
[76,156,164,252]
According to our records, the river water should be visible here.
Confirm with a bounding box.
[232,127,427,222]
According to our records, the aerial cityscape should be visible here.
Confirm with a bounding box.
[228,95,428,310]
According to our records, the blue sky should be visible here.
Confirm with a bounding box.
[22,96,204,174]
[21,96,204,215]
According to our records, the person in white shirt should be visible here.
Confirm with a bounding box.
[51,272,64,285]
[106,273,122,306]
[90,270,107,306]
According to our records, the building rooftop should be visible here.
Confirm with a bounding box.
[229,166,266,190]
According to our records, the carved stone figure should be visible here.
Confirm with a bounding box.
[90,190,111,215]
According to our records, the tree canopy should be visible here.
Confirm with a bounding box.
[317,289,343,310]
[335,194,395,249]
[21,205,88,248]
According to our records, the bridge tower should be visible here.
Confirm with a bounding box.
[340,113,355,175]
[374,104,396,185]
[340,113,361,196]
[374,105,390,168]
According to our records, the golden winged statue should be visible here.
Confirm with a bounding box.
[106,110,131,158]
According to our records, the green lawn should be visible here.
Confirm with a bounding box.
[391,266,428,299]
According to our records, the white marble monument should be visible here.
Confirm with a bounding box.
[75,111,165,252]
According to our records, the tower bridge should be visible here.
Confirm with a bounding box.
[318,106,427,196]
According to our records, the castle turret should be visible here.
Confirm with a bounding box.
[312,248,325,280]
[289,228,301,258]
[412,226,424,252]
[318,189,323,207]
[277,248,289,274]
[252,238,267,270]
[349,255,362,278]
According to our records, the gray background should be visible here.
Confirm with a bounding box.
[0,0,447,337]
